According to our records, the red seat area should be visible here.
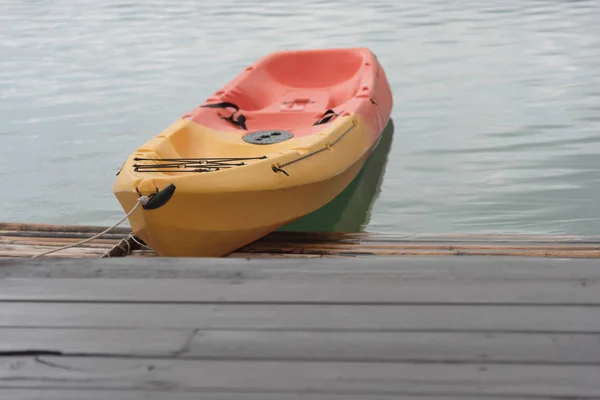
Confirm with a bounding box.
[190,48,378,136]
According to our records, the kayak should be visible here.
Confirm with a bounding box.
[113,47,393,257]
[279,119,394,233]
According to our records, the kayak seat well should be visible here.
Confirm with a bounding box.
[193,48,374,136]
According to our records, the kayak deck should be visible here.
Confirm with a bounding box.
[187,47,386,136]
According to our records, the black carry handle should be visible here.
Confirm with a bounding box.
[313,109,339,126]
[200,102,240,112]
[200,102,247,130]
[143,183,176,210]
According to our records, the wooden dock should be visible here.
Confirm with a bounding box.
[3,221,600,259]
[1,255,600,399]
[3,220,600,397]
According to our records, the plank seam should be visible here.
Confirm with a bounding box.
[1,300,600,306]
[0,385,597,399]
[0,353,594,366]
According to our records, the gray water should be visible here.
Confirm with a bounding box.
[1,0,600,235]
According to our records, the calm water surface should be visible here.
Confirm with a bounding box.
[1,0,600,234]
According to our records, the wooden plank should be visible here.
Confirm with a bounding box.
[228,252,329,259]
[4,221,600,259]
[259,230,600,244]
[182,330,600,364]
[2,256,600,280]
[244,241,600,251]
[0,243,109,253]
[0,277,598,304]
[0,328,190,356]
[10,244,600,258]
[0,222,131,235]
[2,356,600,397]
[0,236,121,246]
[239,247,600,258]
[27,233,600,249]
[0,390,543,400]
[0,230,126,241]
[5,221,600,244]
[0,246,107,259]
[2,303,600,332]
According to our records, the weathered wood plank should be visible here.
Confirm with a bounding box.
[5,221,600,244]
[2,356,600,397]
[2,257,600,280]
[0,277,597,304]
[0,236,121,246]
[0,222,131,235]
[4,328,596,364]
[181,330,600,364]
[0,250,105,259]
[228,252,329,259]
[2,303,600,332]
[0,328,190,356]
[14,233,600,251]
[10,244,600,258]
[4,329,596,365]
[3,226,600,398]
[0,244,109,259]
[0,390,548,400]
[7,328,597,365]
[0,230,127,241]
[258,230,600,244]
[244,241,600,251]
[4,221,600,259]
[239,247,600,257]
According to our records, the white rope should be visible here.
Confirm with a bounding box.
[128,232,150,248]
[30,196,149,259]
[100,232,149,259]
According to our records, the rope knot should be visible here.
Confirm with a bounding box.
[137,195,150,206]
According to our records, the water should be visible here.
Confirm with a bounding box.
[1,0,600,235]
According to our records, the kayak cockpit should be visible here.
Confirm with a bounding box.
[186,48,379,136]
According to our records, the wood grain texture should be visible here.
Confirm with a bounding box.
[181,330,600,364]
[4,221,600,259]
[0,391,516,400]
[2,256,600,398]
[0,328,191,356]
[0,277,598,304]
[4,328,597,365]
[2,256,600,279]
[4,221,600,243]
[3,303,600,332]
[2,356,600,397]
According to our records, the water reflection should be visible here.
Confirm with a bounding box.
[280,119,395,232]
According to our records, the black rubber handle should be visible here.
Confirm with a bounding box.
[143,183,176,210]
[200,102,240,111]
